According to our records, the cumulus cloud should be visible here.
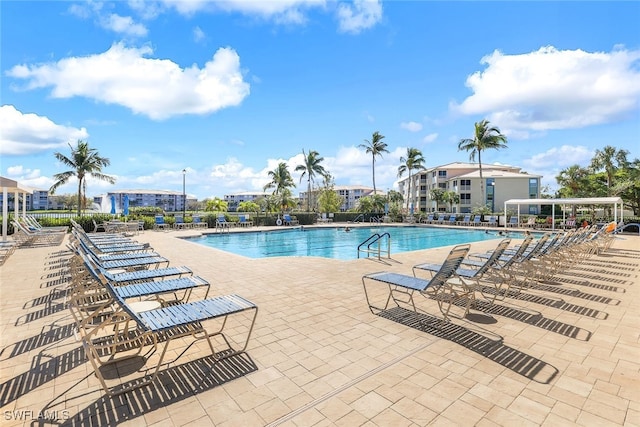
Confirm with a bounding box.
[522,144,595,189]
[400,121,422,132]
[68,3,148,37]
[337,0,383,34]
[101,13,148,37]
[451,46,640,136]
[422,133,438,143]
[6,43,251,120]
[0,105,89,156]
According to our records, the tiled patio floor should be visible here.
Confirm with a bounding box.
[0,226,638,426]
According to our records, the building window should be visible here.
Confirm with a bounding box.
[529,178,539,198]
[460,193,471,205]
[438,170,447,178]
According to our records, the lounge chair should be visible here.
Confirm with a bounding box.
[486,216,498,227]
[11,220,65,247]
[153,215,170,231]
[191,215,208,228]
[413,239,512,304]
[79,272,257,396]
[362,244,470,321]
[173,215,189,230]
[447,215,457,225]
[471,215,482,226]
[524,216,537,228]
[420,214,434,224]
[216,215,231,230]
[506,216,519,227]
[435,213,446,224]
[456,214,471,226]
[238,214,253,227]
[283,214,299,226]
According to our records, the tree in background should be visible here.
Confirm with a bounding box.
[50,140,116,216]
[359,131,389,195]
[264,162,295,197]
[317,174,343,213]
[429,188,446,212]
[444,190,460,213]
[590,145,629,195]
[295,149,327,212]
[397,147,425,213]
[458,120,508,208]
[205,197,228,212]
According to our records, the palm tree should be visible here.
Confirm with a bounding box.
[397,147,425,213]
[590,145,629,195]
[295,149,327,212]
[50,140,116,216]
[359,131,389,195]
[458,119,508,207]
[556,165,590,216]
[264,162,295,196]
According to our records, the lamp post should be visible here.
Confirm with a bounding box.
[182,169,186,217]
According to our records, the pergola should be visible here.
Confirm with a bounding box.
[504,197,624,230]
[1,176,32,241]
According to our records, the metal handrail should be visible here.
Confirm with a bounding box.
[357,232,391,260]
[352,214,364,223]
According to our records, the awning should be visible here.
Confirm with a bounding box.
[503,197,624,230]
[1,177,33,241]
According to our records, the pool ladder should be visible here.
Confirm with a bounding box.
[357,232,391,260]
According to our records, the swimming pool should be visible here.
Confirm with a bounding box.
[185,226,525,260]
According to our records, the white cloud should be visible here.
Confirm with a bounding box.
[422,133,438,143]
[193,26,206,43]
[400,121,422,132]
[6,43,251,120]
[101,13,148,37]
[337,0,382,34]
[0,105,89,155]
[451,46,640,135]
[522,144,595,190]
[336,0,383,34]
[160,0,323,24]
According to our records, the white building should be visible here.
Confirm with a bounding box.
[224,192,269,212]
[298,185,375,212]
[397,162,541,214]
[94,189,187,213]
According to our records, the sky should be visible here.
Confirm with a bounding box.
[1,1,639,202]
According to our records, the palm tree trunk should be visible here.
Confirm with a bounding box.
[372,159,376,195]
[77,179,83,217]
[478,151,485,208]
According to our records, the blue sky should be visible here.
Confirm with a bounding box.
[2,1,639,201]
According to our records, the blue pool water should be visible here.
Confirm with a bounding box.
[185,226,526,260]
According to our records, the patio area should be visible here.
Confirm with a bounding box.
[1,227,639,426]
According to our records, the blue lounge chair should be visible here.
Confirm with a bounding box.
[421,213,434,224]
[154,215,170,231]
[448,215,457,225]
[238,214,253,227]
[77,263,257,396]
[457,214,471,226]
[192,215,208,228]
[283,214,299,226]
[216,215,231,230]
[173,215,189,230]
[362,244,470,321]
[506,216,519,227]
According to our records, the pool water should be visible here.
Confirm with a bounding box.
[185,226,525,260]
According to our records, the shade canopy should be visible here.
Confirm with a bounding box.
[1,177,34,240]
[504,197,624,229]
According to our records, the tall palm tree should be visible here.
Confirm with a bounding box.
[458,119,508,207]
[359,131,389,195]
[264,162,295,210]
[295,149,327,212]
[590,145,629,195]
[397,147,425,213]
[50,140,116,216]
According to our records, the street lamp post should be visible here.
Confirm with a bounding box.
[182,169,186,217]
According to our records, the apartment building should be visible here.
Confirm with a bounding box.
[397,162,541,214]
[94,189,187,213]
[223,192,269,212]
[297,185,375,212]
